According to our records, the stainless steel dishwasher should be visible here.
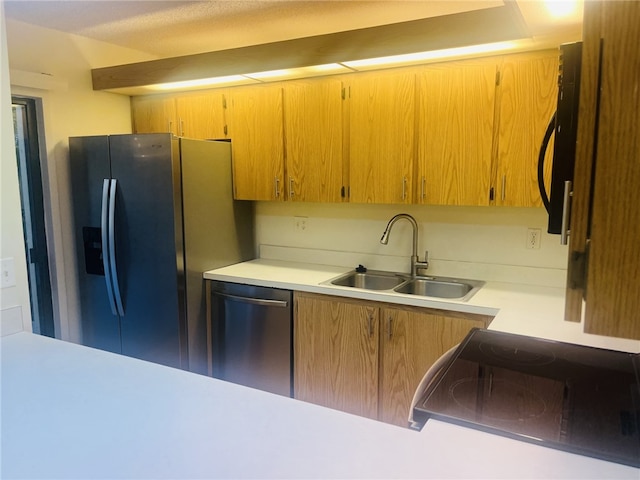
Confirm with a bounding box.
[208,281,292,397]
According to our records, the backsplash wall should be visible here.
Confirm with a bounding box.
[254,202,569,287]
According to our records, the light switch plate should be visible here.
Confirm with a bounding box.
[1,258,17,288]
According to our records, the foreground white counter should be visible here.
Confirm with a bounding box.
[2,332,638,479]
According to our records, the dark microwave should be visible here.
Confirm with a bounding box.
[538,42,583,237]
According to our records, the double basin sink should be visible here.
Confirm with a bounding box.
[324,269,484,302]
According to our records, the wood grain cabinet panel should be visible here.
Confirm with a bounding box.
[416,60,497,206]
[347,71,415,204]
[566,1,640,339]
[379,306,490,427]
[226,84,285,201]
[294,293,379,420]
[175,91,227,140]
[131,95,178,135]
[283,79,345,202]
[294,292,492,427]
[494,51,558,207]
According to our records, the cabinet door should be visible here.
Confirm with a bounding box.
[416,60,496,206]
[227,84,285,200]
[284,79,345,202]
[576,1,640,339]
[348,71,415,204]
[294,293,379,420]
[379,306,489,427]
[175,91,227,140]
[131,95,178,134]
[494,52,557,207]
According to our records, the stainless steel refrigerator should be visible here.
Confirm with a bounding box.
[69,134,254,374]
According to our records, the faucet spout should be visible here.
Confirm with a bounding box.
[380,213,428,277]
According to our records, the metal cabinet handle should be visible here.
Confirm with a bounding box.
[274,177,280,198]
[289,177,295,199]
[387,316,393,340]
[214,291,289,308]
[101,179,117,316]
[501,175,506,201]
[560,180,573,245]
[402,176,407,200]
[179,118,184,137]
[368,314,374,337]
[421,176,426,200]
[108,180,125,316]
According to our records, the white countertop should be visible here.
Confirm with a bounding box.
[204,258,640,353]
[2,331,638,479]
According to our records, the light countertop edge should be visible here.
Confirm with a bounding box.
[204,258,640,353]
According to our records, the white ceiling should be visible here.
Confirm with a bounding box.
[4,1,583,59]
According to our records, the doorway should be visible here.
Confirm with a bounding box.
[12,96,55,337]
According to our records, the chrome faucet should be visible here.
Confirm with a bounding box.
[380,213,429,277]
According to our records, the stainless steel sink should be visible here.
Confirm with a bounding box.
[393,277,484,301]
[324,270,484,301]
[329,270,407,290]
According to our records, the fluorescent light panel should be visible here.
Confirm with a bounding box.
[149,42,521,91]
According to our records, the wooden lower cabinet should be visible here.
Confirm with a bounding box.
[293,292,492,427]
[294,293,379,419]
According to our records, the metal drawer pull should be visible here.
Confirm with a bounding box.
[402,176,407,200]
[274,177,280,198]
[560,180,573,245]
[215,292,289,308]
[421,176,426,200]
[387,317,393,340]
[289,177,295,198]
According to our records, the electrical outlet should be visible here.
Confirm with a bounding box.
[526,228,541,250]
[1,258,16,288]
[294,216,308,232]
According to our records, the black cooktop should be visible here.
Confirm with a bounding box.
[412,328,640,468]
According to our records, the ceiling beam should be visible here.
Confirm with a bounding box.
[92,2,529,91]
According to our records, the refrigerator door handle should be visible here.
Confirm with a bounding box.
[101,179,118,316]
[108,179,125,316]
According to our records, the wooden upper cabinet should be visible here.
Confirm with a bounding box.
[416,60,497,206]
[131,95,178,135]
[566,1,640,339]
[347,71,415,204]
[379,306,490,427]
[294,293,379,420]
[494,51,558,207]
[175,91,227,140]
[226,84,285,201]
[283,79,345,202]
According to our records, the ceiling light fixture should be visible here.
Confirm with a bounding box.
[543,0,579,19]
[342,41,520,71]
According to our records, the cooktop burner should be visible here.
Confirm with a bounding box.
[412,329,640,468]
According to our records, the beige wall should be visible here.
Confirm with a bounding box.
[5,17,155,341]
[1,3,31,334]
[255,202,569,286]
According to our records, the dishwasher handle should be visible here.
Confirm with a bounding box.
[213,291,289,308]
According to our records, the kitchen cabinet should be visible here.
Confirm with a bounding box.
[294,293,379,420]
[283,78,346,202]
[415,59,497,206]
[294,292,491,427]
[493,51,558,207]
[131,94,178,134]
[175,91,227,139]
[131,91,227,139]
[565,1,640,340]
[379,305,490,426]
[346,70,415,204]
[226,83,285,201]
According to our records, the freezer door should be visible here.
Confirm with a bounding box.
[108,134,185,368]
[69,136,122,354]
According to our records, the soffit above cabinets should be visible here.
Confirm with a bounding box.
[5,1,583,95]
